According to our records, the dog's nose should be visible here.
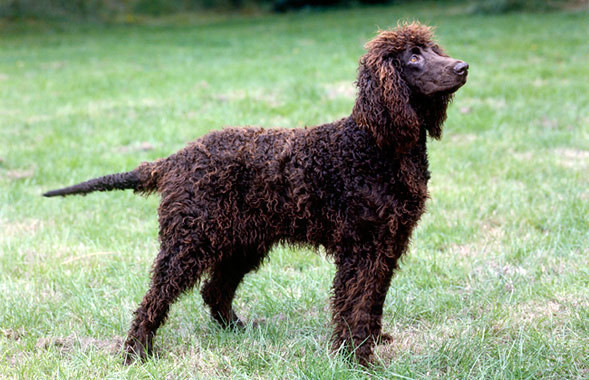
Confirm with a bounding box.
[453,61,469,75]
[454,61,468,75]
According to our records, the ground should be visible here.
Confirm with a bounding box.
[0,2,588,379]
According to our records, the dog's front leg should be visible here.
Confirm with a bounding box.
[330,252,395,366]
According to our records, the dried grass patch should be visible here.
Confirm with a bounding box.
[554,148,589,169]
[214,89,284,108]
[0,218,47,237]
[451,222,505,258]
[35,335,124,356]
[510,297,588,327]
[323,81,356,100]
[375,321,464,365]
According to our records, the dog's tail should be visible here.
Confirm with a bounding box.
[43,162,160,198]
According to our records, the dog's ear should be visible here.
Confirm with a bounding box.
[353,53,420,152]
[420,93,452,140]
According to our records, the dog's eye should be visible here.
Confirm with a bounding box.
[409,55,420,63]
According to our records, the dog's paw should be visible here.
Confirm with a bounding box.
[250,318,267,328]
[376,332,394,345]
[122,340,147,365]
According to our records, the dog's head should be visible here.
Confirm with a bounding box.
[352,22,468,151]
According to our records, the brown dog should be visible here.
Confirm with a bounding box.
[45,22,468,365]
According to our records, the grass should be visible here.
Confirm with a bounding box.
[1,2,588,379]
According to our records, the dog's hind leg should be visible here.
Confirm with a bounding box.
[200,247,266,328]
[123,240,207,364]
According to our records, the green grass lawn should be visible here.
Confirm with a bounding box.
[1,3,588,379]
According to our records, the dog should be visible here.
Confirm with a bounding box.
[44,22,468,365]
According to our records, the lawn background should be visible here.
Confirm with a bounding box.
[1,2,588,379]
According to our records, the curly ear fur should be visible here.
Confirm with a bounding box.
[416,93,453,140]
[353,54,420,151]
[352,22,451,151]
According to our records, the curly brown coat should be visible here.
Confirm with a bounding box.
[44,22,468,365]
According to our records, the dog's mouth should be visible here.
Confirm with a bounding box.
[426,72,468,96]
[441,76,468,94]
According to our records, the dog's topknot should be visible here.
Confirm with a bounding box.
[365,21,436,54]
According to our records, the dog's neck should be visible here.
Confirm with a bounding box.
[351,92,452,151]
